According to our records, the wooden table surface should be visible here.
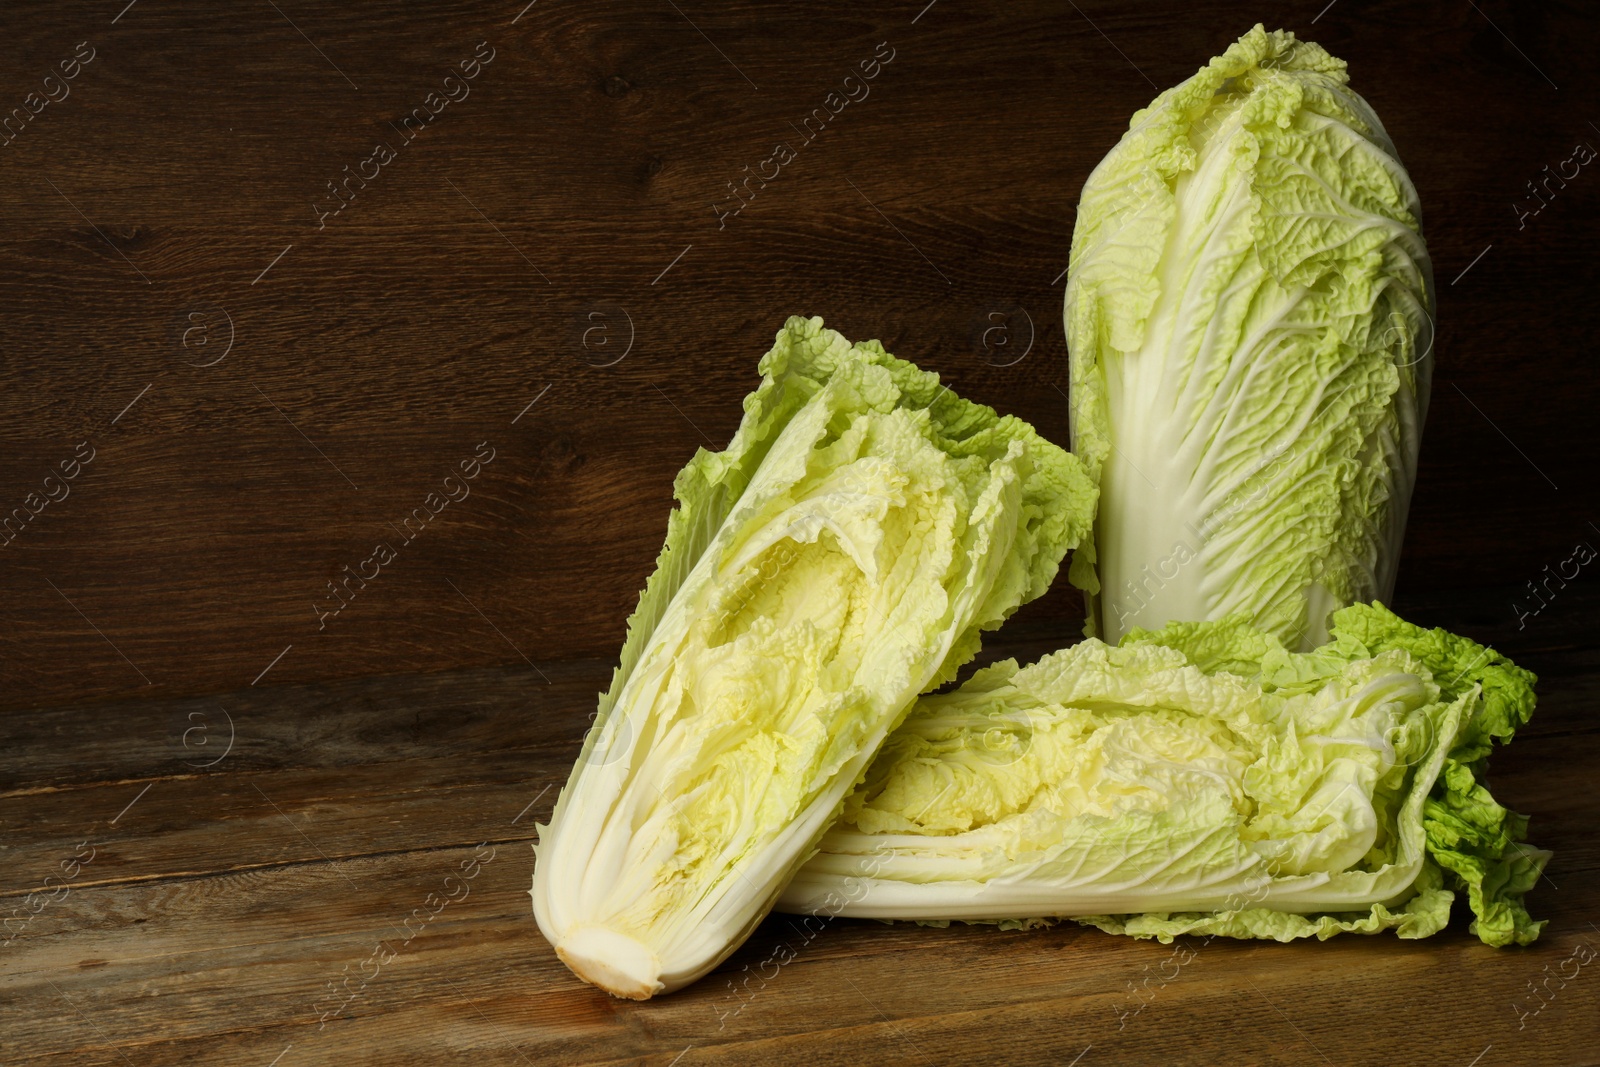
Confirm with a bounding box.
[3,1,1596,1064]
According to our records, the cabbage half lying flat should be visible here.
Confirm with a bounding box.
[1064,25,1433,649]
[533,316,1096,997]
[781,603,1546,946]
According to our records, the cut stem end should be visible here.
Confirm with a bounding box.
[555,926,665,1001]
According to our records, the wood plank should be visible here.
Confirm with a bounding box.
[6,854,1597,1066]
[2,592,1593,1063]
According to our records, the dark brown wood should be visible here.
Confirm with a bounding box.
[2,0,1596,709]
[3,0,1597,1063]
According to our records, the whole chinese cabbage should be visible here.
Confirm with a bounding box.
[1064,25,1433,649]
[782,603,1546,946]
[532,316,1096,998]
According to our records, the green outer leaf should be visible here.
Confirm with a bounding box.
[1075,859,1453,943]
[1325,602,1547,946]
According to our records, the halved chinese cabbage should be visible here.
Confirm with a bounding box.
[781,603,1545,946]
[532,316,1096,997]
[1064,25,1433,649]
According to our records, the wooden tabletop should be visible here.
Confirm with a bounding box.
[3,1,1597,1064]
[2,583,1596,1066]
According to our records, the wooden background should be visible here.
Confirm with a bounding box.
[2,1,1596,1064]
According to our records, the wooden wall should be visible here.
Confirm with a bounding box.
[1,0,1595,711]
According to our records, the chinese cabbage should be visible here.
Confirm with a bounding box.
[1064,25,1433,649]
[781,604,1545,946]
[532,316,1096,997]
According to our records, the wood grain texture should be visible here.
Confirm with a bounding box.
[3,0,1598,1063]
[2,0,1597,709]
[3,583,1598,1065]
